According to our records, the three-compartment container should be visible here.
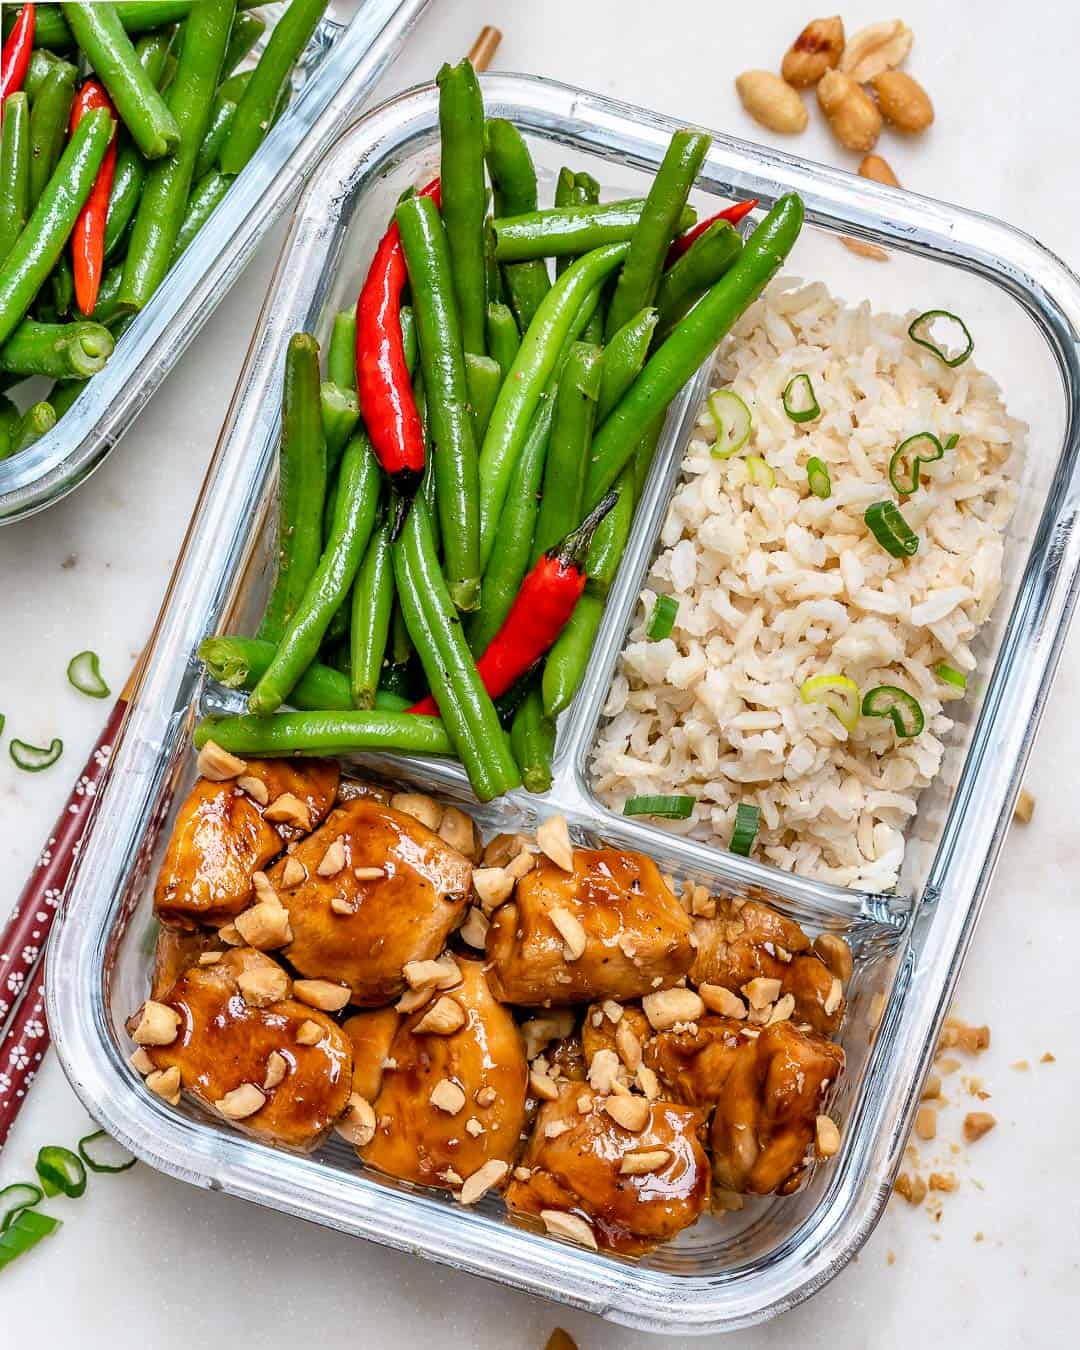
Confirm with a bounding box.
[0,0,432,524]
[47,75,1080,1334]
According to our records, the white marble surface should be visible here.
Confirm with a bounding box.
[2,1,1078,1343]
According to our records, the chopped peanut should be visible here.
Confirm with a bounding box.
[536,815,574,872]
[412,995,465,1035]
[292,979,350,1012]
[196,740,247,781]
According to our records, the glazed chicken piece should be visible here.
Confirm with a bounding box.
[505,1082,710,1256]
[361,958,528,1191]
[154,757,339,928]
[486,848,694,1006]
[133,948,353,1150]
[342,1007,401,1102]
[150,925,222,999]
[267,797,473,1005]
[690,896,845,1036]
[709,1020,844,1195]
[581,1001,653,1070]
[644,1015,748,1107]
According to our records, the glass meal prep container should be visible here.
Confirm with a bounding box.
[0,0,432,526]
[46,75,1080,1335]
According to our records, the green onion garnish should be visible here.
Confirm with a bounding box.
[888,431,944,496]
[623,794,696,820]
[66,650,111,699]
[806,456,832,499]
[935,663,967,690]
[646,595,678,641]
[944,433,959,450]
[0,1208,61,1271]
[706,389,752,458]
[77,1130,137,1175]
[35,1145,87,1199]
[0,1183,43,1234]
[908,310,974,368]
[10,737,64,772]
[746,455,775,488]
[782,373,820,423]
[729,802,760,856]
[864,500,919,558]
[861,685,925,738]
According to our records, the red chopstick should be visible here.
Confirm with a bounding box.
[0,658,141,1149]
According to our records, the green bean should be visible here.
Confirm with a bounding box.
[14,1,251,50]
[436,58,487,355]
[25,49,60,99]
[200,634,354,709]
[597,306,658,422]
[389,601,412,667]
[533,342,603,561]
[257,332,327,643]
[570,176,604,343]
[194,709,453,758]
[542,591,603,718]
[395,193,481,611]
[464,352,501,445]
[552,168,576,279]
[631,414,665,499]
[46,378,86,418]
[584,466,635,590]
[105,147,142,260]
[584,195,805,508]
[466,395,553,656]
[328,310,356,391]
[250,431,380,714]
[417,397,441,559]
[27,59,77,210]
[484,117,550,333]
[50,253,74,317]
[478,241,628,570]
[0,319,113,379]
[399,303,416,376]
[60,3,181,160]
[653,220,742,344]
[12,401,57,453]
[394,495,521,799]
[219,0,328,175]
[493,200,697,263]
[0,108,113,348]
[0,95,30,264]
[221,9,265,75]
[511,685,555,793]
[193,96,236,180]
[483,218,504,308]
[604,130,709,339]
[134,25,178,86]
[350,521,393,709]
[171,169,228,259]
[320,381,359,473]
[486,301,519,380]
[119,0,235,312]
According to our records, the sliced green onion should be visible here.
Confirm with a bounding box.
[806,456,832,499]
[864,500,919,558]
[706,389,752,458]
[35,1145,87,1199]
[944,433,959,450]
[0,1208,61,1270]
[66,650,111,699]
[908,310,974,368]
[782,373,820,423]
[729,802,760,856]
[935,663,967,690]
[10,737,64,772]
[746,455,775,488]
[800,673,860,732]
[623,794,696,820]
[0,1183,43,1233]
[862,685,925,738]
[77,1130,137,1175]
[888,432,944,496]
[646,595,679,641]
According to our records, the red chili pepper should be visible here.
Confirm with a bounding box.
[355,176,441,499]
[69,80,117,317]
[408,491,619,716]
[665,198,759,266]
[0,3,35,107]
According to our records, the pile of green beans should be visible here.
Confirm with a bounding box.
[0,0,329,462]
[198,63,805,801]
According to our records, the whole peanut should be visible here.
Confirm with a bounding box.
[735,70,808,134]
[780,16,845,88]
[872,70,934,133]
[817,69,882,152]
[859,153,900,187]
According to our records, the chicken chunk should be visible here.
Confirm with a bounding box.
[581,1001,653,1071]
[134,948,353,1151]
[644,1015,746,1106]
[505,1083,710,1256]
[150,925,222,999]
[342,1007,401,1102]
[690,896,845,1035]
[486,848,694,1006]
[709,1020,844,1195]
[154,758,339,928]
[361,959,527,1190]
[267,797,472,1005]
